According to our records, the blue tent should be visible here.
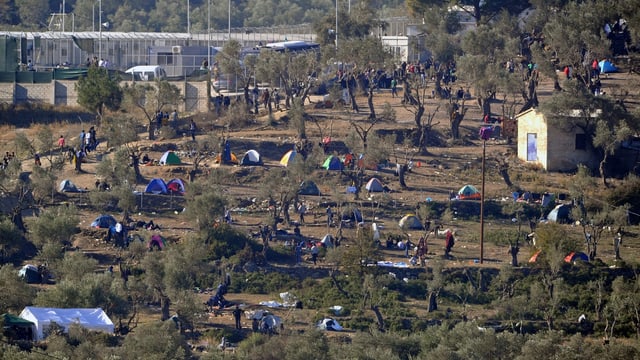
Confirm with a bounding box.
[91,214,116,228]
[565,252,589,263]
[145,178,168,194]
[322,155,343,170]
[599,60,618,73]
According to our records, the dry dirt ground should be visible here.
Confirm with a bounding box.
[3,70,640,339]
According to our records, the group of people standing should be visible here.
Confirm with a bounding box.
[251,87,282,114]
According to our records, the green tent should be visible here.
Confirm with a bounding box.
[2,313,34,328]
[159,151,181,165]
[2,313,34,341]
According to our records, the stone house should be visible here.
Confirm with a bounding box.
[516,108,598,171]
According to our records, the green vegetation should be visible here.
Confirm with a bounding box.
[2,0,640,358]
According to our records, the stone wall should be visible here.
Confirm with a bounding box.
[0,80,212,113]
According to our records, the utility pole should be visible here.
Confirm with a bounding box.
[99,0,102,60]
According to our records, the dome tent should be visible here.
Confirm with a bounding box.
[240,149,263,166]
[91,214,116,229]
[159,151,181,165]
[399,214,423,229]
[365,177,385,192]
[279,149,296,167]
[299,180,321,196]
[322,155,343,170]
[166,178,186,194]
[458,185,481,200]
[145,178,168,194]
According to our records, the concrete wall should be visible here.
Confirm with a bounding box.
[517,108,598,172]
[0,80,212,113]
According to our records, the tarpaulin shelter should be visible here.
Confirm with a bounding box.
[547,204,572,223]
[58,179,84,192]
[317,318,343,331]
[598,60,618,73]
[159,151,181,165]
[18,264,41,284]
[19,307,114,341]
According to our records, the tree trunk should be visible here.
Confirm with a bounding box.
[131,154,144,184]
[12,207,26,233]
[417,126,430,155]
[329,271,350,297]
[498,160,513,187]
[148,121,155,141]
[283,200,291,225]
[450,110,463,140]
[398,164,408,189]
[599,154,609,188]
[427,291,438,312]
[510,245,519,267]
[371,305,385,332]
[160,296,171,321]
[367,88,376,120]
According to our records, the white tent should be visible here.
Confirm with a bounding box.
[19,307,114,341]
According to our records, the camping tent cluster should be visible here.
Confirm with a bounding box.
[144,178,186,195]
[18,307,114,341]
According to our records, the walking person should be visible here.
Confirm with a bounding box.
[326,206,333,227]
[298,202,306,224]
[232,305,243,329]
[190,119,197,141]
[57,135,65,153]
[391,78,397,97]
[79,129,86,151]
[310,243,319,266]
